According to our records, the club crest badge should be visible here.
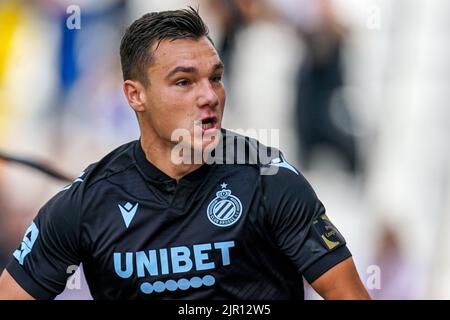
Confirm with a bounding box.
[207,183,243,227]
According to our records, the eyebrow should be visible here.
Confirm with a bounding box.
[212,62,225,72]
[165,62,224,80]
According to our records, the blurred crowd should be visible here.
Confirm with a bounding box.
[0,0,449,299]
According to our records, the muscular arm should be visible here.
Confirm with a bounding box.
[311,257,371,300]
[0,269,35,300]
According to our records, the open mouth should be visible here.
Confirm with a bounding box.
[200,117,217,130]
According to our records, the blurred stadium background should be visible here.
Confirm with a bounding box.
[0,0,449,299]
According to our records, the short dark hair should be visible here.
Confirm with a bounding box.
[120,6,211,86]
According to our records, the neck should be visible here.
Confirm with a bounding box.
[140,134,203,182]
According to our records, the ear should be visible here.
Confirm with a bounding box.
[123,80,146,112]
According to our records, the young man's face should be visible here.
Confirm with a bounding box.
[140,36,225,154]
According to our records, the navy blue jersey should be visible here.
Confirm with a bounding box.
[6,130,351,299]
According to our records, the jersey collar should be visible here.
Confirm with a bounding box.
[134,139,213,186]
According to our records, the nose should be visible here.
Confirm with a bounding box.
[197,80,219,109]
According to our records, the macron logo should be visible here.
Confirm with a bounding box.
[118,202,139,228]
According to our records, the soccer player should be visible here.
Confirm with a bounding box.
[0,7,370,300]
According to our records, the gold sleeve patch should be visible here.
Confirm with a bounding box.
[312,214,345,251]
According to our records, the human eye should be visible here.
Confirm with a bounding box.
[175,79,191,87]
[210,74,223,83]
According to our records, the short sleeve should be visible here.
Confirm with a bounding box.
[6,180,84,299]
[262,154,352,283]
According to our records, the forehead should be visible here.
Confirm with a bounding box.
[150,37,222,74]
